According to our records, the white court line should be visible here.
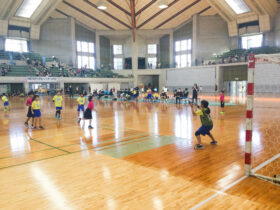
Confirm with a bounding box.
[191,152,280,209]
[191,176,247,210]
[252,153,280,173]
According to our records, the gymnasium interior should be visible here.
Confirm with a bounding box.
[0,0,280,209]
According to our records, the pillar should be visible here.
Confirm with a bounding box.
[24,82,29,94]
[169,31,174,67]
[192,14,199,65]
[69,17,76,67]
[96,32,101,69]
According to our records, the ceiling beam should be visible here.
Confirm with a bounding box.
[36,0,62,25]
[55,9,69,17]
[5,0,23,20]
[198,6,211,15]
[136,0,179,29]
[63,0,114,30]
[84,0,131,29]
[130,0,136,42]
[107,0,131,16]
[154,0,201,29]
[135,0,156,16]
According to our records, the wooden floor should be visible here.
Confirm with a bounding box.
[0,95,279,209]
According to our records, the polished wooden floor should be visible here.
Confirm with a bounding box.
[0,95,279,209]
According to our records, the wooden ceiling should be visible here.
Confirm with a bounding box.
[51,0,217,30]
[0,0,278,32]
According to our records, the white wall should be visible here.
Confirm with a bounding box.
[255,63,280,93]
[166,66,216,92]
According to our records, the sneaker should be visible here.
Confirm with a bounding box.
[24,122,29,128]
[210,141,218,145]
[88,125,93,129]
[39,126,44,129]
[194,144,204,150]
[77,118,81,123]
[33,127,38,130]
[58,117,61,120]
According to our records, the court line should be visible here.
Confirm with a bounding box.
[0,148,55,160]
[29,138,71,154]
[191,153,280,209]
[190,176,248,210]
[251,153,280,173]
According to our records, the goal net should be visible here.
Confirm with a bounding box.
[246,53,280,185]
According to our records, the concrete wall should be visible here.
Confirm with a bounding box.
[75,23,95,43]
[100,35,110,67]
[173,21,192,41]
[196,15,230,63]
[166,66,216,92]
[159,35,170,67]
[274,9,280,47]
[30,18,73,64]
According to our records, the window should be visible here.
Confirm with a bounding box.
[175,39,192,52]
[225,0,250,14]
[148,44,157,54]
[78,56,95,69]
[148,57,157,69]
[242,34,263,49]
[16,0,43,18]
[77,41,94,53]
[175,39,192,68]
[114,58,123,70]
[113,45,122,55]
[76,40,95,69]
[5,39,28,52]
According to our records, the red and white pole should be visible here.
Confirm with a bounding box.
[245,54,255,176]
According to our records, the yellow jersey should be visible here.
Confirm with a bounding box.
[2,96,8,102]
[32,101,40,110]
[77,97,86,105]
[53,95,63,107]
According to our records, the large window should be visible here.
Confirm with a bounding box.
[242,34,263,49]
[225,0,250,15]
[148,44,157,54]
[76,40,95,69]
[175,39,192,68]
[113,45,122,55]
[16,0,43,18]
[113,45,123,70]
[5,39,28,52]
[148,57,157,69]
[114,58,123,70]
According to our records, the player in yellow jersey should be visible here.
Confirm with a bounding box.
[31,95,44,129]
[1,93,10,112]
[53,91,63,120]
[77,93,86,123]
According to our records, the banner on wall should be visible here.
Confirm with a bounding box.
[25,77,58,83]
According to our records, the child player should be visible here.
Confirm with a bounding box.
[53,91,63,120]
[220,90,225,114]
[24,91,34,128]
[2,93,10,112]
[83,96,94,129]
[31,95,44,129]
[191,100,217,150]
[77,93,86,123]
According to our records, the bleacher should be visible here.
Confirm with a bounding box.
[6,66,36,77]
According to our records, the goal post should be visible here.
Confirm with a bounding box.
[245,53,280,185]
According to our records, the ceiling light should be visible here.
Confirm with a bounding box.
[158,0,168,9]
[225,0,250,14]
[97,0,107,10]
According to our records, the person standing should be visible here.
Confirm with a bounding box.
[192,84,199,104]
[69,85,73,98]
